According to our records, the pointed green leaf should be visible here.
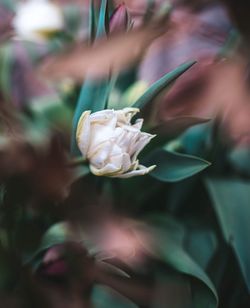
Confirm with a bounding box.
[133,61,196,109]
[144,148,210,182]
[96,0,109,38]
[206,178,250,292]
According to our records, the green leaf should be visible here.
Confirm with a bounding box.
[96,0,109,38]
[1,0,16,11]
[89,0,97,42]
[152,272,192,308]
[229,147,250,176]
[24,222,78,266]
[63,5,82,36]
[206,178,250,292]
[92,285,138,308]
[144,148,210,182]
[134,216,218,308]
[0,45,13,99]
[25,222,100,269]
[0,246,19,291]
[180,123,210,157]
[184,229,217,270]
[30,95,73,131]
[132,61,196,109]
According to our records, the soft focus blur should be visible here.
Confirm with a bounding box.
[1,0,250,307]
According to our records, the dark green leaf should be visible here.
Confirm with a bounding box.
[89,0,97,42]
[144,148,210,182]
[184,229,217,270]
[152,273,192,308]
[24,223,77,266]
[229,147,250,176]
[92,285,138,308]
[134,216,218,308]
[180,123,210,157]
[0,247,19,291]
[133,61,196,110]
[206,177,250,292]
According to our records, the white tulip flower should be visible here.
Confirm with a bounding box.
[76,108,156,178]
[13,0,64,43]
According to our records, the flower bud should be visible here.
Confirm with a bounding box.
[76,108,156,178]
[13,0,64,43]
[109,4,129,33]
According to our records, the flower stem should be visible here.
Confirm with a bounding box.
[68,157,87,167]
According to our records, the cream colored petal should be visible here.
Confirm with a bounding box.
[121,124,140,133]
[90,152,132,177]
[111,164,156,178]
[90,141,114,168]
[115,129,134,153]
[130,159,139,170]
[116,108,139,125]
[90,109,116,125]
[133,118,143,130]
[88,120,117,156]
[125,131,141,155]
[130,133,156,162]
[76,111,91,158]
[90,162,121,176]
[110,152,131,173]
[88,110,121,160]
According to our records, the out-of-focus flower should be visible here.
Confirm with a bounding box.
[13,0,64,43]
[76,108,156,178]
[138,3,232,120]
[110,3,129,33]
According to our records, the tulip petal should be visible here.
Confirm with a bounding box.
[90,109,116,125]
[133,119,144,130]
[90,141,114,168]
[77,107,156,179]
[112,164,156,178]
[76,111,91,158]
[89,124,115,151]
[88,112,118,156]
[116,108,139,125]
[90,162,121,176]
[130,133,156,162]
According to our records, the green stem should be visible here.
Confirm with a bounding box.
[68,157,87,167]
